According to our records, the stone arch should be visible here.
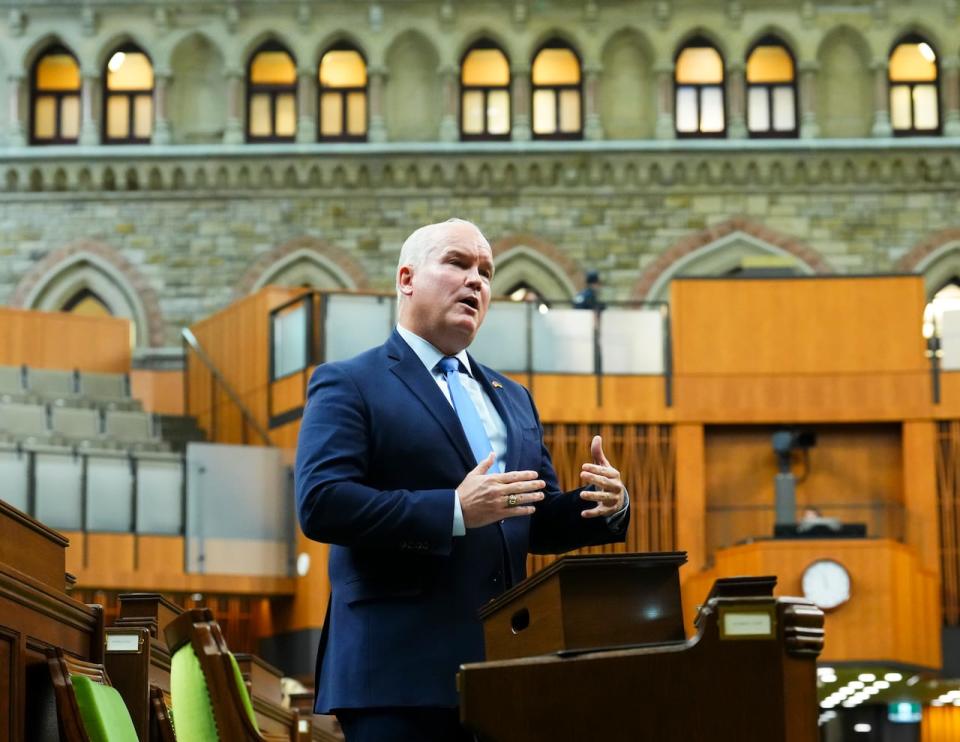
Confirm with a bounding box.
[312,30,369,70]
[816,25,873,138]
[672,27,729,64]
[897,229,960,298]
[526,29,586,66]
[490,234,581,301]
[169,31,226,144]
[886,23,945,59]
[20,33,75,75]
[633,218,830,302]
[599,27,655,139]
[235,237,370,297]
[742,25,802,64]
[240,30,297,68]
[457,28,514,67]
[8,240,164,347]
[95,32,156,72]
[384,29,441,141]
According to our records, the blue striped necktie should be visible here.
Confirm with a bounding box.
[437,356,495,466]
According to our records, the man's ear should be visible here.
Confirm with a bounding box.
[397,265,414,296]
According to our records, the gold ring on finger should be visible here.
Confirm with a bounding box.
[507,494,518,507]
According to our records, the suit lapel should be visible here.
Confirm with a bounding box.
[386,331,476,471]
[469,354,521,474]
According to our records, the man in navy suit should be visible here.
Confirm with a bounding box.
[295,218,630,742]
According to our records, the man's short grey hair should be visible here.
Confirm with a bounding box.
[396,218,487,302]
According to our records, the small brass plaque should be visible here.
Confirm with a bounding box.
[719,607,776,639]
[106,633,142,653]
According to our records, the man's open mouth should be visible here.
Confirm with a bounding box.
[458,296,479,311]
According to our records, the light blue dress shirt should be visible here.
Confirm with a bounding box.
[395,325,627,537]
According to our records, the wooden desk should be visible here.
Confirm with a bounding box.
[0,500,102,742]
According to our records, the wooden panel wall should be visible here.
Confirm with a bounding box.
[0,306,131,372]
[671,276,927,376]
[130,369,184,415]
[936,421,960,626]
[704,424,903,555]
[922,707,960,742]
[187,286,307,444]
[526,423,676,576]
[681,539,941,669]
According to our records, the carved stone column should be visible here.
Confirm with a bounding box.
[654,63,674,139]
[726,61,746,138]
[78,72,99,145]
[871,60,893,137]
[511,66,531,141]
[7,73,26,146]
[367,65,387,142]
[223,68,244,144]
[941,56,960,136]
[152,72,172,144]
[438,65,458,142]
[798,61,820,139]
[296,67,317,143]
[583,64,603,140]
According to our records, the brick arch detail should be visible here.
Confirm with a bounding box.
[631,217,833,301]
[896,228,960,272]
[234,236,370,297]
[9,239,165,347]
[490,233,585,291]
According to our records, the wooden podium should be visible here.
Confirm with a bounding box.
[459,553,824,742]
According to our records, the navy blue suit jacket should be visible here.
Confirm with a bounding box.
[295,330,628,712]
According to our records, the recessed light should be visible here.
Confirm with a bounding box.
[885,673,903,682]
[858,673,876,682]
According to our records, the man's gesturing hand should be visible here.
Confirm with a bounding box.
[458,453,545,529]
[579,435,625,518]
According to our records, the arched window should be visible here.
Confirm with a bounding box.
[746,38,797,137]
[675,38,725,137]
[31,45,81,145]
[63,288,112,317]
[889,35,940,135]
[531,40,582,139]
[461,41,511,140]
[318,44,367,141]
[924,279,960,342]
[247,41,297,142]
[103,45,154,144]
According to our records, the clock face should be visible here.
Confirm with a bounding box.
[801,559,851,610]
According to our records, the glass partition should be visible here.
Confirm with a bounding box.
[532,308,595,373]
[600,307,666,374]
[470,301,529,371]
[185,442,293,577]
[272,301,309,378]
[323,294,394,362]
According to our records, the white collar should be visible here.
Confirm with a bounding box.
[396,325,473,377]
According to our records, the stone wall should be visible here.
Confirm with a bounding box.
[2,0,960,356]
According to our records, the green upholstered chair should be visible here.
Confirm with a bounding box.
[46,648,139,742]
[164,607,288,741]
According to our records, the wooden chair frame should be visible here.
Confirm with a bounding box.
[165,607,276,741]
[149,685,177,742]
[46,647,113,742]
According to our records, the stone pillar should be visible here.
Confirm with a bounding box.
[582,64,603,140]
[78,72,99,145]
[223,68,244,144]
[798,61,820,139]
[511,66,531,141]
[367,65,387,142]
[871,59,893,137]
[7,73,26,146]
[654,63,674,139]
[726,61,746,138]
[438,65,458,142]
[152,72,172,144]
[941,56,960,136]
[296,67,317,143]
